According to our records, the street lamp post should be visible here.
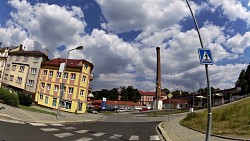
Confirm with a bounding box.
[56,46,83,119]
[185,0,213,140]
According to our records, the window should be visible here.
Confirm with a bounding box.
[23,56,28,62]
[27,79,34,87]
[84,63,88,70]
[9,75,14,81]
[16,77,22,84]
[34,57,39,62]
[39,94,43,100]
[54,85,59,92]
[15,56,20,61]
[43,70,47,76]
[9,56,13,61]
[68,87,74,94]
[52,98,57,107]
[6,64,10,70]
[4,74,8,80]
[82,75,86,82]
[62,101,72,109]
[63,72,68,79]
[70,73,76,80]
[0,71,2,78]
[80,90,85,96]
[11,65,16,71]
[49,71,53,77]
[46,83,51,90]
[78,102,82,111]
[45,96,48,104]
[19,66,25,72]
[31,68,37,74]
[56,72,61,78]
[41,82,45,89]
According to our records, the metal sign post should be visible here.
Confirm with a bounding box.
[56,83,64,119]
[167,93,173,121]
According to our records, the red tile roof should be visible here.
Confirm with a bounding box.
[42,58,93,70]
[163,99,189,104]
[139,90,166,96]
[92,100,141,106]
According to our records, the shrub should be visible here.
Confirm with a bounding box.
[0,88,19,107]
[18,93,33,107]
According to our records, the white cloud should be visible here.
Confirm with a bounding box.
[209,0,250,23]
[226,32,250,54]
[7,0,86,57]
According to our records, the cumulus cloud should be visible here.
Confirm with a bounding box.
[209,0,250,23]
[226,32,250,54]
[7,0,86,57]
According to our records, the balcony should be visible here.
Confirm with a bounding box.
[88,84,93,91]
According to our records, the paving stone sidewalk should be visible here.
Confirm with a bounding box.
[0,103,103,123]
[159,113,233,141]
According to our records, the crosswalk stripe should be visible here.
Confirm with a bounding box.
[75,130,89,134]
[41,128,59,132]
[30,123,47,126]
[92,132,105,137]
[50,123,64,126]
[74,137,93,141]
[109,134,122,139]
[54,132,73,138]
[150,135,160,140]
[62,127,76,130]
[129,135,139,140]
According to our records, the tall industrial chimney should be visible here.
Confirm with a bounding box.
[156,47,161,110]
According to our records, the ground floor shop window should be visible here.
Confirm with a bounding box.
[78,102,82,111]
[45,96,48,104]
[61,100,71,109]
[52,98,57,107]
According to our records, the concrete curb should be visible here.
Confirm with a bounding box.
[156,122,172,141]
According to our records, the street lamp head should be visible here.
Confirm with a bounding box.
[75,46,83,50]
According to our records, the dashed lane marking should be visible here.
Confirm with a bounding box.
[29,123,47,126]
[150,135,160,140]
[109,134,122,139]
[91,132,105,137]
[129,135,139,140]
[62,127,77,130]
[75,129,89,134]
[50,123,64,126]
[40,128,59,132]
[54,132,73,138]
[74,137,93,141]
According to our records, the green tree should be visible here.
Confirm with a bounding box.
[162,88,170,94]
[236,64,250,94]
[172,90,181,96]
[108,88,119,100]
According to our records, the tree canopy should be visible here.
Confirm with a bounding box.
[235,64,250,94]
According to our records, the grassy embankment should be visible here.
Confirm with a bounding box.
[180,98,250,138]
[18,105,56,116]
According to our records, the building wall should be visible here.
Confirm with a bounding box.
[0,49,9,86]
[35,61,93,113]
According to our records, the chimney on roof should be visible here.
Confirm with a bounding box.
[44,49,49,56]
[19,44,23,51]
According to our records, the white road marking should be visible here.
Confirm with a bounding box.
[62,127,76,130]
[40,128,59,132]
[91,132,105,137]
[74,137,93,141]
[150,135,160,140]
[50,123,64,126]
[109,134,122,139]
[75,129,89,134]
[54,132,73,138]
[29,123,47,126]
[129,135,139,140]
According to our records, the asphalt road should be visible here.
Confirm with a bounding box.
[0,120,161,141]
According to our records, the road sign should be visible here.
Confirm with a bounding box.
[198,48,214,65]
[167,93,173,99]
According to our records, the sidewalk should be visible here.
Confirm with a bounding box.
[158,113,234,141]
[0,103,103,124]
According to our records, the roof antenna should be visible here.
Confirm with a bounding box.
[22,40,27,50]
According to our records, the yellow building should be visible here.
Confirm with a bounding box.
[35,58,94,113]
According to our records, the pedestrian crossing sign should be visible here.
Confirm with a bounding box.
[198,48,214,65]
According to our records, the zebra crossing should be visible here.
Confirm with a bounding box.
[29,122,161,140]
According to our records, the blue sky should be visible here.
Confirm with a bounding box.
[0,0,250,92]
